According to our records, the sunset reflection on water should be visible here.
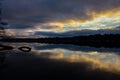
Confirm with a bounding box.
[34,47,120,74]
[0,43,120,80]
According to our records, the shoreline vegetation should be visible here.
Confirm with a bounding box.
[0,34,120,48]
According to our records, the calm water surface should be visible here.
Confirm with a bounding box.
[0,43,120,80]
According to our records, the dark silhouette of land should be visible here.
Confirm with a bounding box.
[0,44,13,51]
[0,34,120,48]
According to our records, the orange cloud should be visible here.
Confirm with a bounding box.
[36,8,120,32]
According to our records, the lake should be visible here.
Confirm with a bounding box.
[0,43,120,80]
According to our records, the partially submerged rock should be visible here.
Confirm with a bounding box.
[0,44,13,52]
[18,47,31,52]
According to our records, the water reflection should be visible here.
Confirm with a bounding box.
[33,44,120,74]
[35,44,120,52]
[0,53,6,65]
[0,43,120,80]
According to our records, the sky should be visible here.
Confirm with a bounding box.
[1,0,120,37]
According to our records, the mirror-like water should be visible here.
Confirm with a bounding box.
[0,43,120,80]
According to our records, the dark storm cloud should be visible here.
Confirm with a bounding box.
[2,0,120,24]
[5,24,33,29]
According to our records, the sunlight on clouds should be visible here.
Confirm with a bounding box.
[5,29,34,37]
[35,8,120,32]
[9,8,120,34]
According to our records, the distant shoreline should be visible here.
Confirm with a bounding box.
[0,34,120,48]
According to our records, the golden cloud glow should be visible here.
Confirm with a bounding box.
[36,8,120,32]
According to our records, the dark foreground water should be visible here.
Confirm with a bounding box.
[0,43,120,80]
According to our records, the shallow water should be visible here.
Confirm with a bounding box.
[0,43,120,80]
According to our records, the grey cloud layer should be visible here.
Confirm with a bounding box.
[3,0,120,24]
[34,27,120,37]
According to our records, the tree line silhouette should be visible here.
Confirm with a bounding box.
[1,34,120,48]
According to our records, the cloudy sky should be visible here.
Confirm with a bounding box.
[1,0,120,37]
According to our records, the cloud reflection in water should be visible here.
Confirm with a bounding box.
[33,44,120,74]
[1,43,120,74]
